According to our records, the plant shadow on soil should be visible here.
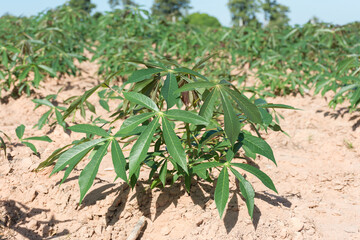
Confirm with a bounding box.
[316,108,360,131]
[54,171,292,234]
[79,176,292,235]
[0,200,70,240]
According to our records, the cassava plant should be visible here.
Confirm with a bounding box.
[40,57,293,219]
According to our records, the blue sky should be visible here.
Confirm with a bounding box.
[1,0,360,26]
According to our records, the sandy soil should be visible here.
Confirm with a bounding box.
[0,60,359,240]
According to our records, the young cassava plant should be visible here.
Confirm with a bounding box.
[43,58,293,219]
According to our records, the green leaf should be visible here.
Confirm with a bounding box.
[85,101,96,114]
[51,138,107,175]
[241,133,276,165]
[33,66,42,87]
[220,90,240,145]
[258,103,298,110]
[243,145,256,160]
[230,167,255,219]
[62,84,101,120]
[214,167,229,218]
[99,99,110,111]
[123,92,159,112]
[162,117,188,173]
[199,89,219,120]
[34,143,73,172]
[192,162,223,179]
[68,124,110,137]
[116,112,155,136]
[60,149,88,185]
[24,136,52,142]
[2,51,8,68]
[32,99,54,108]
[159,160,168,186]
[161,73,179,109]
[23,141,37,154]
[259,108,273,125]
[174,82,216,94]
[5,45,20,53]
[111,140,127,182]
[165,109,208,125]
[223,87,262,124]
[79,141,110,204]
[334,84,358,99]
[38,65,57,76]
[19,66,32,81]
[173,67,208,81]
[55,109,65,128]
[36,110,52,130]
[231,163,277,193]
[16,124,25,139]
[0,137,7,158]
[128,117,160,177]
[126,68,163,84]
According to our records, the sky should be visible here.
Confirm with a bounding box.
[1,0,360,26]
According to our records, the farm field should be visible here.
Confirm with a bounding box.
[1,4,360,240]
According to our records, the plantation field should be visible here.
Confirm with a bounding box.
[1,6,360,240]
[1,59,359,240]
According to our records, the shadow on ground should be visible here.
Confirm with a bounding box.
[0,200,70,240]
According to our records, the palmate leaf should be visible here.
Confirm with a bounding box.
[111,140,127,182]
[231,163,277,193]
[214,167,229,218]
[51,138,107,175]
[220,89,240,145]
[79,141,111,204]
[165,109,208,125]
[128,117,160,177]
[126,68,164,84]
[241,133,276,165]
[162,117,188,173]
[115,112,155,136]
[123,92,159,112]
[161,73,179,109]
[230,167,255,219]
[68,124,110,137]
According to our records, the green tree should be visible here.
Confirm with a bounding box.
[67,0,96,13]
[108,0,138,10]
[151,0,192,21]
[185,12,221,28]
[227,0,259,27]
[262,0,289,27]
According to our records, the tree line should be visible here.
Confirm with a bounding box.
[68,0,289,27]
